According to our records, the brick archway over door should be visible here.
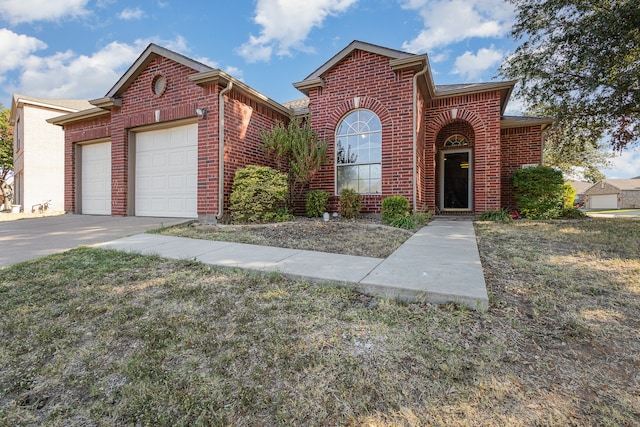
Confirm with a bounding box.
[424,108,500,213]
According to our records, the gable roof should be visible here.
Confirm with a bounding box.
[603,179,640,191]
[292,40,520,115]
[586,179,640,192]
[302,40,416,80]
[501,115,554,130]
[568,180,593,194]
[10,94,93,124]
[101,43,214,100]
[293,40,435,98]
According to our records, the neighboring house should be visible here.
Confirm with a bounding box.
[584,179,640,209]
[49,41,552,220]
[568,180,592,206]
[10,95,92,213]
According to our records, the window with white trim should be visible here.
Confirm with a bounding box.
[336,109,382,194]
[444,134,469,147]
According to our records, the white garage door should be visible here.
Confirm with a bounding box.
[81,142,111,215]
[590,194,618,209]
[135,124,197,218]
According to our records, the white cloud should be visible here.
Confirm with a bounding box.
[0,0,89,25]
[118,7,145,21]
[2,35,236,102]
[400,0,513,53]
[429,51,450,63]
[602,147,640,179]
[14,41,147,100]
[0,29,47,74]
[503,95,525,116]
[224,66,244,81]
[452,47,503,81]
[237,0,358,62]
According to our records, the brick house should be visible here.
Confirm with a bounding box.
[584,179,640,209]
[50,41,552,220]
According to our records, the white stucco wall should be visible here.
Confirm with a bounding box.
[19,105,67,212]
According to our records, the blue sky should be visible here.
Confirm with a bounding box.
[1,0,637,178]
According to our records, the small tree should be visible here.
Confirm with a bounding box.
[512,165,564,219]
[0,106,14,208]
[261,118,328,210]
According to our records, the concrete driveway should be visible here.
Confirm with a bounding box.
[0,214,190,268]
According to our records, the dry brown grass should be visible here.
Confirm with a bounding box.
[0,217,638,425]
[156,217,413,258]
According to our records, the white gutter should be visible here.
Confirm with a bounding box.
[412,66,428,211]
[217,82,233,219]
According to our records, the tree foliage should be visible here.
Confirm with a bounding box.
[261,117,329,207]
[0,106,14,207]
[534,104,612,182]
[501,0,640,151]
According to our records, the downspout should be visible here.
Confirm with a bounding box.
[412,66,428,212]
[217,81,233,220]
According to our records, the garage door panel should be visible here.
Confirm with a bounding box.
[590,194,617,209]
[135,124,197,218]
[82,142,111,215]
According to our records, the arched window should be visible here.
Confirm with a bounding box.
[335,109,382,194]
[444,134,469,147]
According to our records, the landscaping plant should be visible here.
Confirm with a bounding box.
[305,189,329,218]
[478,210,513,222]
[512,165,565,219]
[229,165,291,223]
[381,195,410,224]
[261,118,329,210]
[338,188,360,219]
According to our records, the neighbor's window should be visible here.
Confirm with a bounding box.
[336,109,382,194]
[444,134,469,147]
[16,118,20,150]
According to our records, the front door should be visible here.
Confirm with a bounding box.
[441,150,472,211]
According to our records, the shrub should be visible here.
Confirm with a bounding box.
[229,165,291,223]
[412,210,433,227]
[562,183,577,208]
[305,189,329,217]
[512,165,564,219]
[478,210,513,222]
[390,215,416,229]
[339,188,361,219]
[381,195,411,224]
[561,207,588,219]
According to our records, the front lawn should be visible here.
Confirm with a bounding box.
[0,218,638,425]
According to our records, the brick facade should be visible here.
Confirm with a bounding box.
[500,126,544,210]
[59,49,287,218]
[305,50,416,213]
[56,41,549,218]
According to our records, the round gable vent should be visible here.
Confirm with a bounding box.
[152,75,167,96]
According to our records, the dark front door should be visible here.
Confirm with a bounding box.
[442,151,471,210]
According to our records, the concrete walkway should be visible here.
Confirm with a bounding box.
[95,219,489,311]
